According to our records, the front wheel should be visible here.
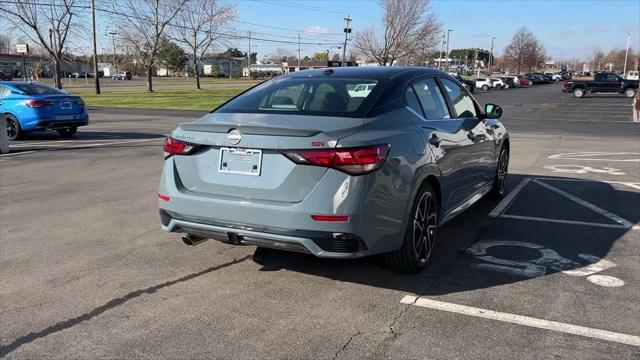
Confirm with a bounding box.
[385,183,438,273]
[57,126,78,138]
[5,114,22,140]
[573,88,585,98]
[481,85,489,91]
[488,147,509,200]
[624,88,636,98]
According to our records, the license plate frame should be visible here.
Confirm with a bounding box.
[60,101,72,110]
[218,147,262,176]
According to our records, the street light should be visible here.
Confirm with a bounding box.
[445,29,453,71]
[623,33,631,77]
[109,31,117,73]
[488,36,496,75]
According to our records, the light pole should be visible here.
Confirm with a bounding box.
[623,33,630,77]
[438,32,445,70]
[109,31,118,74]
[341,14,352,66]
[488,36,496,75]
[445,29,453,71]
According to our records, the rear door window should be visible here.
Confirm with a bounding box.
[411,78,450,120]
[404,86,423,116]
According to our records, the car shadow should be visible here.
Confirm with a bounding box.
[249,173,639,296]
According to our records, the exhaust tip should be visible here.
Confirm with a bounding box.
[182,234,208,246]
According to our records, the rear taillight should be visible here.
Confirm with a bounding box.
[282,144,390,175]
[25,100,53,108]
[163,137,199,159]
[75,100,85,107]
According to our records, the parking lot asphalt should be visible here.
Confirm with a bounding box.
[1,82,639,359]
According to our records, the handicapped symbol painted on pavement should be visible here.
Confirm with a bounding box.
[467,240,625,287]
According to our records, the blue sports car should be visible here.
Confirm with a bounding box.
[0,82,89,140]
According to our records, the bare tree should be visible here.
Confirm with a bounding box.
[353,0,440,66]
[118,0,188,92]
[0,0,85,88]
[169,0,235,89]
[504,27,544,73]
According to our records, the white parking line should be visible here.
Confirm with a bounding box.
[532,179,635,228]
[533,177,640,192]
[0,138,162,157]
[400,295,640,347]
[489,177,532,217]
[499,214,640,230]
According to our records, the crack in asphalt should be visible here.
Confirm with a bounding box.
[0,255,252,358]
[382,221,491,347]
[332,330,363,360]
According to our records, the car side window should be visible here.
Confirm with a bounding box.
[606,74,620,82]
[439,78,477,118]
[411,78,450,120]
[404,86,423,117]
[0,86,8,97]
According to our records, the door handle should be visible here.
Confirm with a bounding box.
[428,134,441,147]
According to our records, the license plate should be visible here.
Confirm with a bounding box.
[60,101,72,110]
[219,148,262,176]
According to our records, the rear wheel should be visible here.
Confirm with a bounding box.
[385,183,438,273]
[488,147,509,200]
[624,88,636,98]
[495,84,502,90]
[57,126,78,138]
[5,114,21,140]
[573,87,585,98]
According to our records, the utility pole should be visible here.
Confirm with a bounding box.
[341,14,351,67]
[297,33,301,71]
[623,33,630,77]
[445,29,453,71]
[247,31,251,78]
[488,36,496,75]
[91,0,100,94]
[438,32,445,70]
[109,31,118,74]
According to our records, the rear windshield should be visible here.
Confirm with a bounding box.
[14,83,66,95]
[215,77,380,117]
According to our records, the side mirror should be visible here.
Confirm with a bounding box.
[484,103,503,119]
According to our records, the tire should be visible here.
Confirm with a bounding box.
[57,126,78,138]
[495,84,502,90]
[482,85,489,91]
[385,183,439,273]
[5,114,22,140]
[573,87,585,98]
[488,147,509,200]
[624,88,636,98]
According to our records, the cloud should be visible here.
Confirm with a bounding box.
[305,25,329,35]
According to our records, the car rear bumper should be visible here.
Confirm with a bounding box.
[158,156,412,257]
[36,117,89,129]
[160,209,368,258]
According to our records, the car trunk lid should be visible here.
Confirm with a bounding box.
[171,112,364,203]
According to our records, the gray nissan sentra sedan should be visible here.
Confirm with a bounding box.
[159,67,509,272]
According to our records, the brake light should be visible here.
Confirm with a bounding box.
[282,144,390,175]
[311,215,349,222]
[158,193,170,202]
[163,137,199,159]
[25,100,53,108]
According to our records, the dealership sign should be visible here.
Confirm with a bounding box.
[16,44,29,54]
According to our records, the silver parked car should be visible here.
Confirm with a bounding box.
[158,67,509,272]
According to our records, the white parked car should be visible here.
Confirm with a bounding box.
[475,78,493,91]
[490,78,505,90]
[348,83,376,97]
[544,72,562,81]
[625,71,639,80]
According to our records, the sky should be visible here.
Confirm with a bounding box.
[1,0,639,60]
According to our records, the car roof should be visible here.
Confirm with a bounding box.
[285,66,447,81]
